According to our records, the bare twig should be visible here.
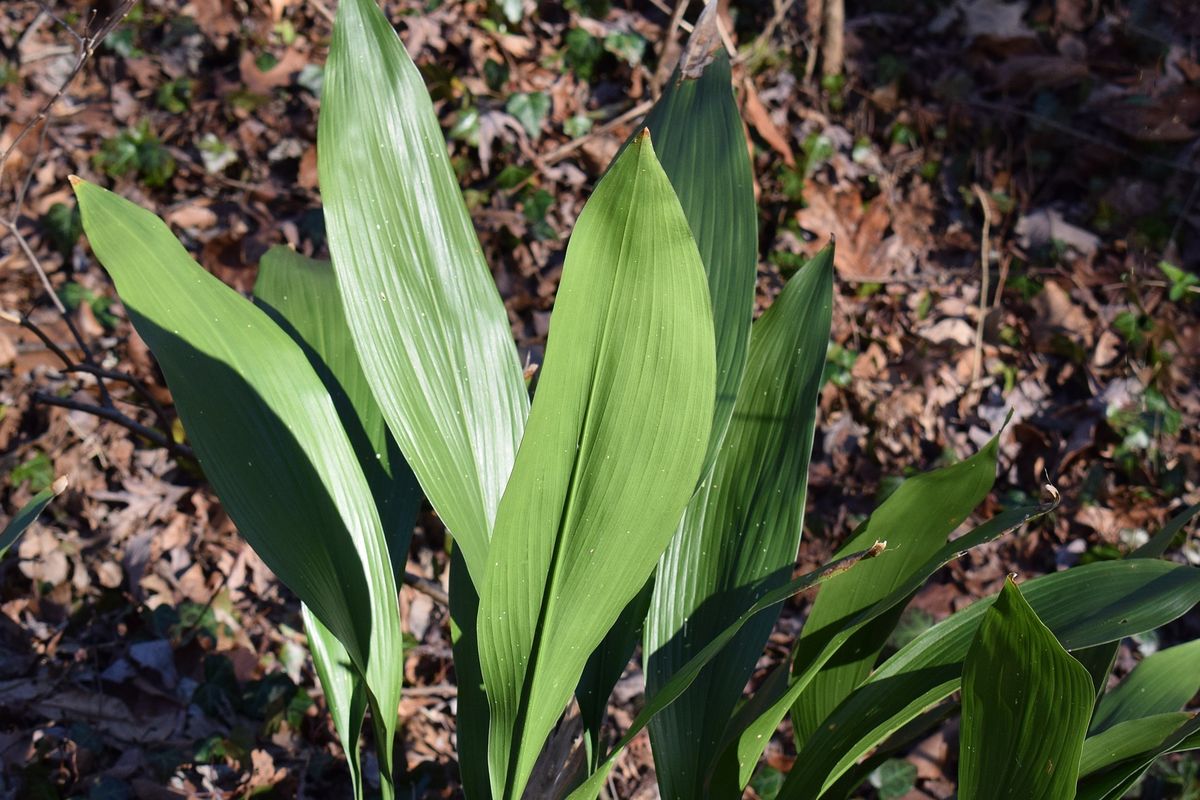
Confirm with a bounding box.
[32,391,193,459]
[0,2,158,439]
[821,0,844,77]
[965,97,1200,177]
[539,99,654,166]
[403,570,449,605]
[307,0,336,24]
[970,184,994,393]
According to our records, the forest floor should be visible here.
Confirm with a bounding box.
[1,0,1198,797]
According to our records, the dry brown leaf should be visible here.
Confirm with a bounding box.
[742,79,795,167]
[238,48,309,94]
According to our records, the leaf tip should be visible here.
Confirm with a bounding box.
[68,174,81,188]
[51,475,68,495]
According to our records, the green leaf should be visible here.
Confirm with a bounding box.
[577,579,653,769]
[1089,639,1200,735]
[724,498,1055,792]
[1,477,64,560]
[566,544,887,800]
[72,179,404,790]
[506,92,550,139]
[1063,501,1199,707]
[477,133,716,800]
[253,248,423,800]
[871,759,917,800]
[639,46,757,479]
[572,30,759,759]
[253,246,421,581]
[319,0,529,586]
[42,201,82,257]
[10,451,53,492]
[958,577,1094,799]
[1076,714,1200,800]
[448,549,491,799]
[304,606,367,800]
[778,559,1200,798]
[1080,712,1192,777]
[644,246,832,800]
[790,435,1001,747]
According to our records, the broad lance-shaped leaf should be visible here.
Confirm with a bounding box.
[478,133,716,800]
[718,497,1055,792]
[567,545,887,800]
[640,17,756,477]
[958,577,1093,799]
[252,247,422,795]
[72,179,404,789]
[1079,712,1193,777]
[1089,638,1200,735]
[713,435,1004,791]
[790,433,1001,746]
[253,246,421,581]
[574,6,757,757]
[1071,502,1200,703]
[776,559,1200,798]
[320,0,528,586]
[1,476,66,559]
[1076,714,1200,800]
[644,246,832,800]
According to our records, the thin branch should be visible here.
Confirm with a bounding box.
[965,97,1200,177]
[32,391,193,460]
[970,184,994,394]
[540,99,654,166]
[403,570,449,605]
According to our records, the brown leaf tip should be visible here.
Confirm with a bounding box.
[68,175,82,188]
[51,475,69,495]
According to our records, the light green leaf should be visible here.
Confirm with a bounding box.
[574,25,757,765]
[506,92,550,139]
[644,246,832,800]
[1089,639,1200,735]
[253,246,421,581]
[478,133,716,800]
[320,0,528,586]
[778,559,1200,798]
[0,477,65,559]
[72,179,403,789]
[1080,712,1192,777]
[790,435,1001,746]
[304,605,367,800]
[958,577,1094,799]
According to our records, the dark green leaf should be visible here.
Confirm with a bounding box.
[644,247,832,800]
[958,577,1093,799]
